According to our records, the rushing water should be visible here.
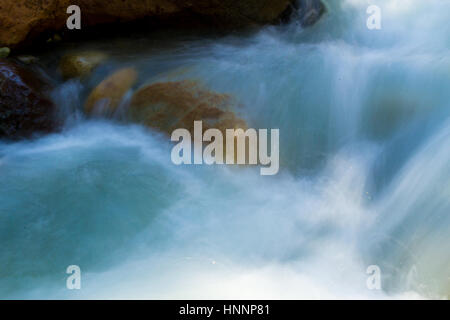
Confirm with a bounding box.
[0,0,449,299]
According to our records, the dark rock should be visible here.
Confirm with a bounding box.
[16,55,39,65]
[297,0,326,27]
[0,59,57,139]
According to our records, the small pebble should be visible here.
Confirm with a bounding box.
[17,55,38,64]
[0,47,10,58]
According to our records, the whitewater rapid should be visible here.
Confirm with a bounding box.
[0,0,449,299]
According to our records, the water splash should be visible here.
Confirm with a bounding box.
[0,0,449,299]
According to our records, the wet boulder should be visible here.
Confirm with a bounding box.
[85,67,138,115]
[59,51,108,79]
[0,59,56,139]
[129,80,247,135]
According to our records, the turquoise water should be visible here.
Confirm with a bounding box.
[0,0,449,299]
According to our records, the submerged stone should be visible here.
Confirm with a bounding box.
[85,67,138,115]
[16,55,38,64]
[297,0,326,27]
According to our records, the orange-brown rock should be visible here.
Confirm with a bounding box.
[129,80,246,135]
[85,67,138,115]
[0,0,326,49]
[59,51,108,79]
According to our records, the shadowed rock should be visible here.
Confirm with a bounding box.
[0,0,324,48]
[0,59,56,139]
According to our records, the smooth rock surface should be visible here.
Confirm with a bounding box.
[129,80,247,134]
[59,51,108,79]
[85,67,138,115]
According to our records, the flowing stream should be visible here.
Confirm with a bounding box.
[0,0,449,299]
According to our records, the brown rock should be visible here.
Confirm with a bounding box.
[129,80,246,135]
[0,0,324,48]
[0,59,56,139]
[59,51,108,79]
[85,67,138,115]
